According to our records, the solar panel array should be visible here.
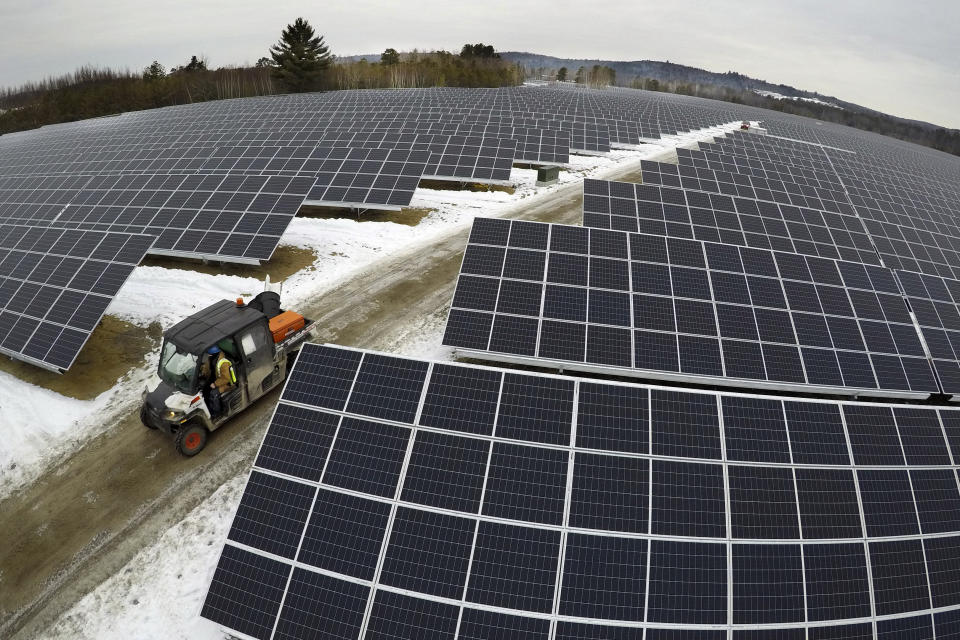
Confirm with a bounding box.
[0,85,748,267]
[197,84,960,639]
[443,217,940,397]
[202,343,960,639]
[0,85,753,371]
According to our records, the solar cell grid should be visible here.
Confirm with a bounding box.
[647,539,727,624]
[273,569,368,640]
[732,544,805,624]
[365,589,459,639]
[559,533,647,621]
[226,470,316,559]
[201,544,289,640]
[379,506,474,599]
[297,488,390,580]
[206,343,960,638]
[795,467,864,539]
[399,430,489,513]
[869,538,931,615]
[481,441,567,525]
[570,452,648,533]
[728,465,800,539]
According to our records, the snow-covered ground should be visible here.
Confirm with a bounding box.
[4,121,741,639]
[754,89,841,109]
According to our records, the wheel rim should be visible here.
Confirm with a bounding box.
[184,431,203,451]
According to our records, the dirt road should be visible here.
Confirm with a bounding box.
[0,154,669,639]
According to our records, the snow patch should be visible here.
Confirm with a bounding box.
[754,89,841,109]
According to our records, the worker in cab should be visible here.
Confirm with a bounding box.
[207,345,237,417]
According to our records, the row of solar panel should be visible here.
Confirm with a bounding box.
[253,406,960,542]
[0,223,154,371]
[443,218,946,396]
[582,178,878,266]
[279,346,960,463]
[0,117,582,175]
[679,135,960,285]
[641,158,853,215]
[204,548,955,640]
[211,516,960,628]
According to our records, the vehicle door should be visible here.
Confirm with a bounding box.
[235,321,275,402]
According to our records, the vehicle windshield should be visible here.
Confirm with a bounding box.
[158,340,199,393]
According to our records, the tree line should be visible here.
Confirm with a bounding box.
[0,19,521,135]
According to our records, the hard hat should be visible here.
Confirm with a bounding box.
[207,345,221,355]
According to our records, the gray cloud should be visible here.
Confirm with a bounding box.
[1,0,956,128]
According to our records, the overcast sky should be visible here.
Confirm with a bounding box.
[1,0,957,128]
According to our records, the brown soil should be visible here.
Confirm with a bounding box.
[0,317,162,400]
[418,179,515,195]
[140,245,318,282]
[298,205,434,227]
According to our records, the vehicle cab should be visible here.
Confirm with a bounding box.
[141,299,287,455]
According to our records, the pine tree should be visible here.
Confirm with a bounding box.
[556,67,567,82]
[269,18,332,93]
[381,48,400,65]
[143,61,166,81]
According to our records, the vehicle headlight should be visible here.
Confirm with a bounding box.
[166,410,184,419]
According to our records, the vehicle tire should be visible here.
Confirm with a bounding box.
[140,405,158,430]
[175,423,208,457]
[286,350,300,376]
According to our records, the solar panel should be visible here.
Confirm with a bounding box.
[581,178,877,265]
[442,125,570,166]
[202,343,960,637]
[640,158,853,216]
[303,147,429,211]
[443,217,939,398]
[0,170,315,263]
[314,132,517,185]
[0,223,154,371]
[419,134,517,184]
[896,269,960,393]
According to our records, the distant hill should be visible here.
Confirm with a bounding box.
[499,52,950,132]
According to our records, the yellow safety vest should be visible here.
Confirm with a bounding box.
[217,355,237,385]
